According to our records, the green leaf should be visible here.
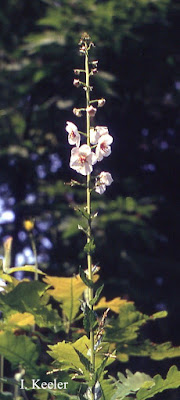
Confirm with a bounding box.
[90,284,104,306]
[0,281,47,314]
[48,335,91,379]
[83,306,97,334]
[0,332,39,371]
[136,365,180,399]
[7,265,45,275]
[100,376,116,400]
[83,239,96,255]
[117,339,180,362]
[111,370,154,400]
[74,348,91,373]
[44,274,86,323]
[44,274,99,323]
[79,267,94,289]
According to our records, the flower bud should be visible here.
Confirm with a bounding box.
[91,68,98,75]
[73,79,80,87]
[91,60,98,67]
[86,105,97,117]
[79,45,86,55]
[98,98,106,107]
[74,69,81,75]
[73,108,83,117]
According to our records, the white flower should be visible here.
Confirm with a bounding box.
[90,126,109,145]
[95,171,113,194]
[70,144,97,176]
[96,133,113,161]
[66,121,80,147]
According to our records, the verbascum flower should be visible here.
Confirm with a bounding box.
[95,171,113,194]
[70,144,97,176]
[66,121,80,147]
[96,133,113,161]
[90,126,109,145]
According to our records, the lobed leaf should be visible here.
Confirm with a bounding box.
[44,273,98,323]
[110,369,154,400]
[136,365,180,399]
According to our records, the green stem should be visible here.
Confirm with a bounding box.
[30,233,38,281]
[85,44,95,384]
[0,355,4,393]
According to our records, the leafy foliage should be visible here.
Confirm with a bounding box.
[136,366,180,400]
[111,369,154,400]
[0,332,39,370]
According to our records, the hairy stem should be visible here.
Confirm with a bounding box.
[0,355,4,393]
[85,45,95,379]
[30,233,38,281]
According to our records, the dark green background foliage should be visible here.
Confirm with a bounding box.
[0,0,180,393]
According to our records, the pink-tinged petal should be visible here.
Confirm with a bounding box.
[99,172,113,186]
[83,163,93,176]
[96,126,109,136]
[95,147,104,162]
[95,183,106,194]
[96,145,111,161]
[66,121,78,134]
[98,133,113,146]
[79,144,92,156]
[87,151,97,166]
[90,128,100,144]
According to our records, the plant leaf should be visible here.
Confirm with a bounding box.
[79,267,94,289]
[48,335,91,378]
[136,365,180,400]
[7,265,45,275]
[94,297,128,314]
[83,306,97,334]
[110,369,154,400]
[90,284,104,306]
[44,274,98,322]
[0,331,39,371]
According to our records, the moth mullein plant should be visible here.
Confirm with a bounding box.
[65,33,113,399]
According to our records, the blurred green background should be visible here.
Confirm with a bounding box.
[0,0,180,393]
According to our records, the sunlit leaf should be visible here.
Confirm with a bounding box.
[94,297,128,314]
[7,265,45,275]
[44,274,99,322]
[6,312,35,328]
[136,366,180,400]
[111,370,154,400]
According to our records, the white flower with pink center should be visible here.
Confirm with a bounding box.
[70,144,97,176]
[95,171,113,194]
[96,133,113,161]
[90,126,109,145]
[66,121,80,147]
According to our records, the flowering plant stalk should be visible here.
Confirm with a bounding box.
[66,33,113,398]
